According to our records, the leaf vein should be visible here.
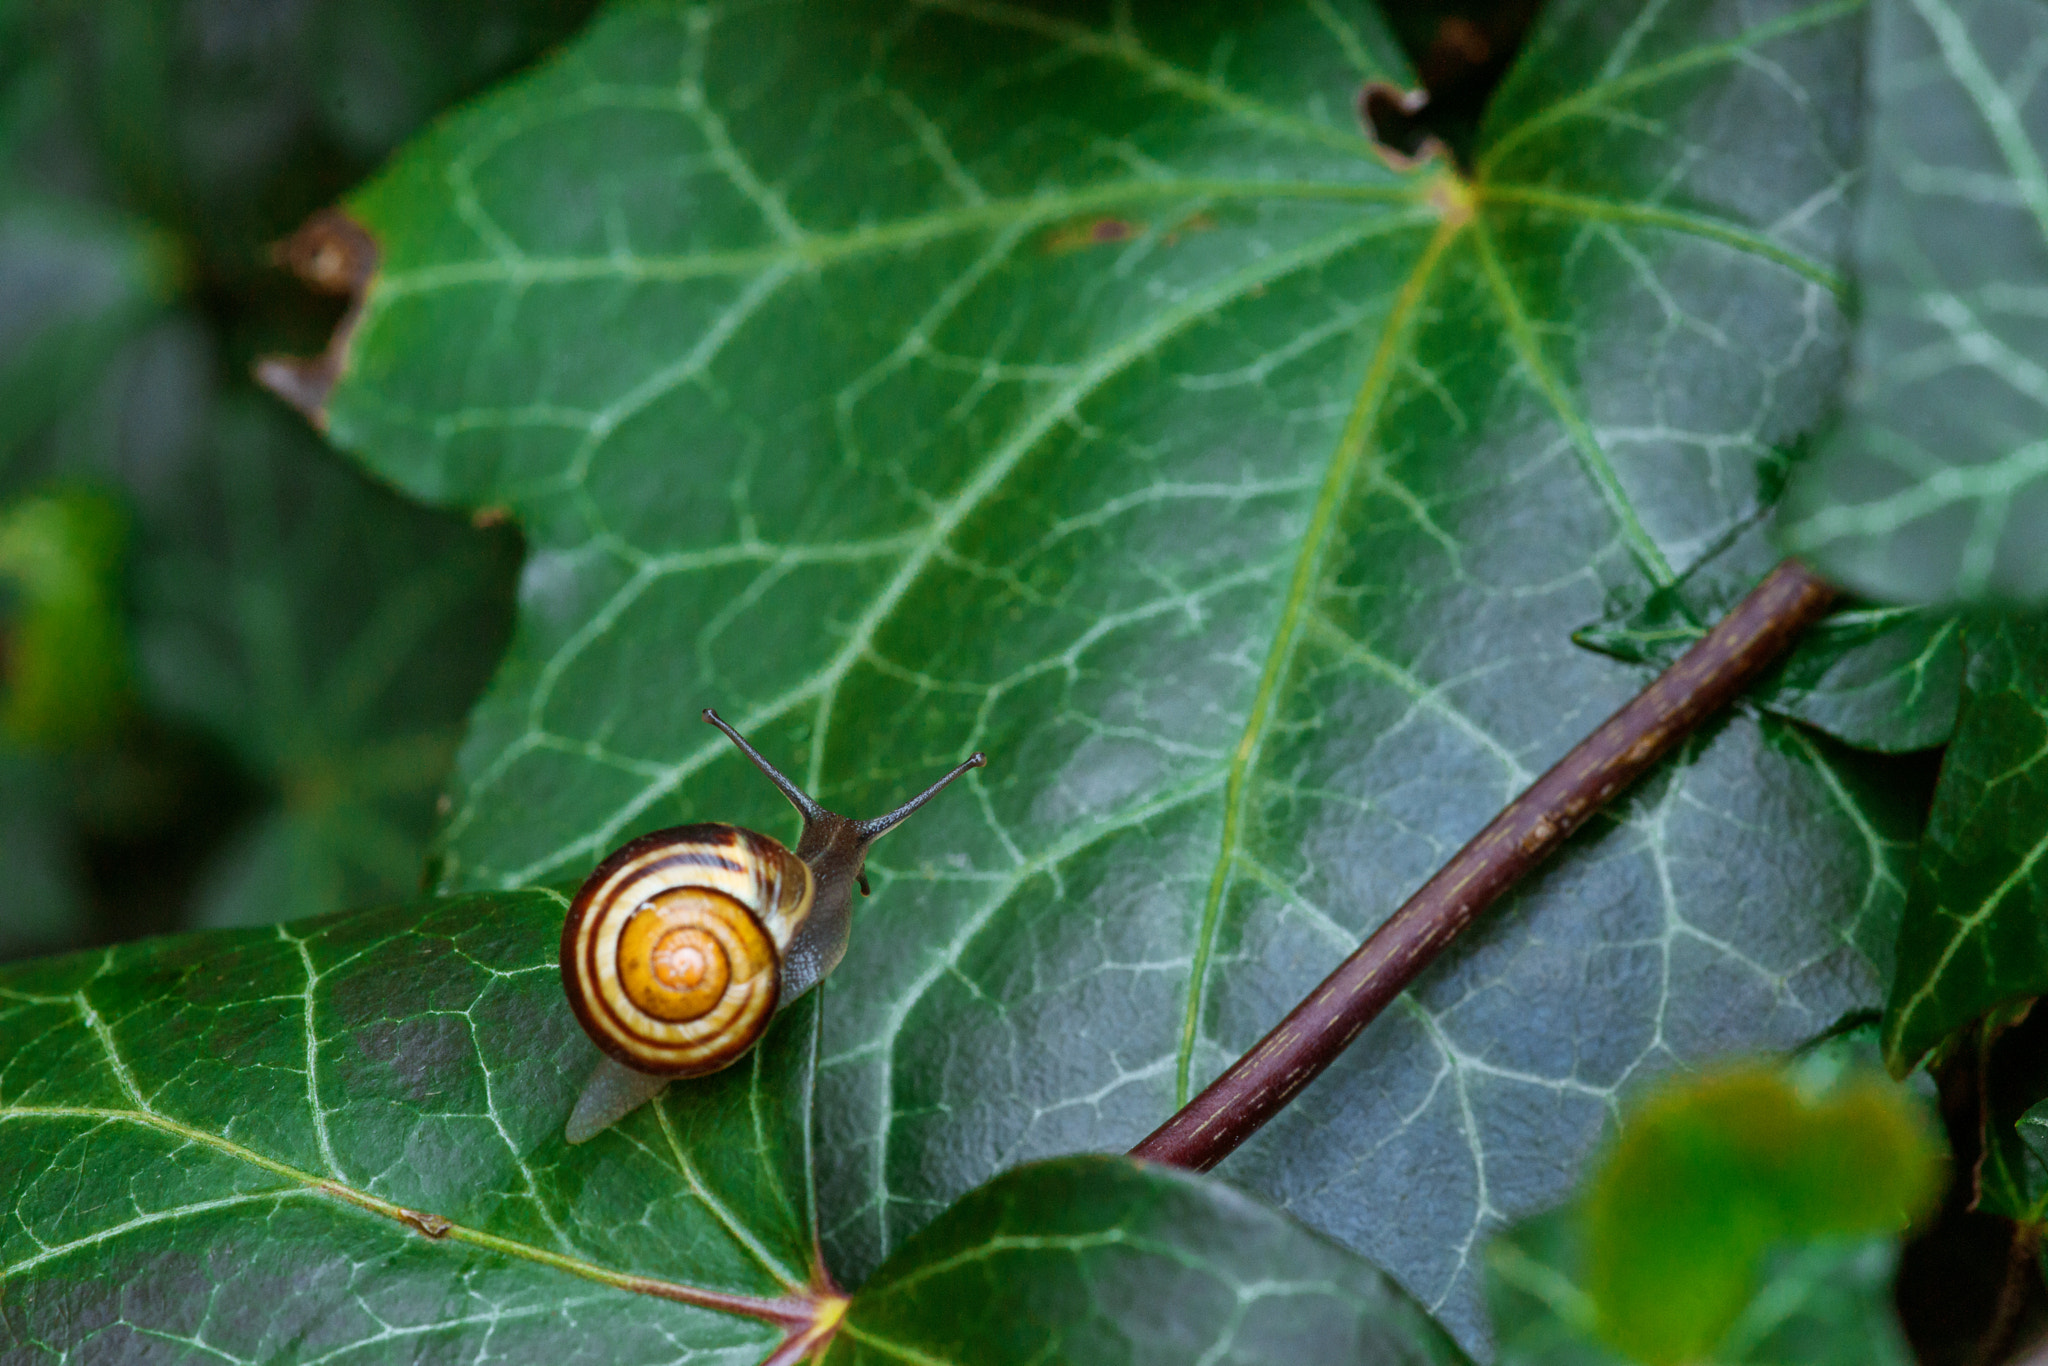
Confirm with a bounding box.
[1471,214,1675,586]
[1478,0,1867,171]
[1174,210,1464,1107]
[491,210,1436,886]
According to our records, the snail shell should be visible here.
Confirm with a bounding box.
[558,709,986,1142]
[560,823,812,1077]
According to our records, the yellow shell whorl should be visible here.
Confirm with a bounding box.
[562,823,814,1076]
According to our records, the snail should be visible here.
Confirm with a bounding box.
[560,708,985,1142]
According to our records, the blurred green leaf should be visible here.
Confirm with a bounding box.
[1580,1063,1939,1361]
[829,1156,1472,1366]
[134,396,519,926]
[0,0,555,946]
[318,0,1921,1342]
[1487,1059,1938,1366]
[0,484,134,749]
[0,194,178,467]
[1884,613,2048,1071]
[0,748,85,956]
[307,0,603,159]
[40,0,600,280]
[1780,0,2048,602]
[1490,1215,1913,1366]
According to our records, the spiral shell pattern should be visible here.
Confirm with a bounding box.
[562,822,814,1076]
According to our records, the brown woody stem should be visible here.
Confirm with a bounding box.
[1130,559,1839,1171]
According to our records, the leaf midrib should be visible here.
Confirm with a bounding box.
[1889,817,2048,1047]
[1173,210,1468,1106]
[1469,212,1675,587]
[1477,184,1847,297]
[0,1102,819,1324]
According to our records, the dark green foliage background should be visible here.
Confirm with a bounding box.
[0,0,594,954]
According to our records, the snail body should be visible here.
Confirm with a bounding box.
[560,709,984,1142]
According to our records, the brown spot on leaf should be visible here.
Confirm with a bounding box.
[254,208,381,429]
[471,505,511,528]
[275,209,377,294]
[1041,216,1143,254]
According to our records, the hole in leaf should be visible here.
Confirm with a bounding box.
[1382,3,1545,168]
[1358,83,1436,165]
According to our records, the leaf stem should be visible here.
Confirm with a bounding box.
[1130,558,1839,1171]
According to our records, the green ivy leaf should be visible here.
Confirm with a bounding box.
[0,893,833,1362]
[1485,1057,1936,1366]
[3,0,537,934]
[2020,1096,2048,1209]
[316,0,1923,1344]
[1489,1216,1913,1366]
[1780,0,2048,603]
[1577,1063,1937,1361]
[26,0,600,277]
[829,1155,1471,1365]
[1883,613,2048,1071]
